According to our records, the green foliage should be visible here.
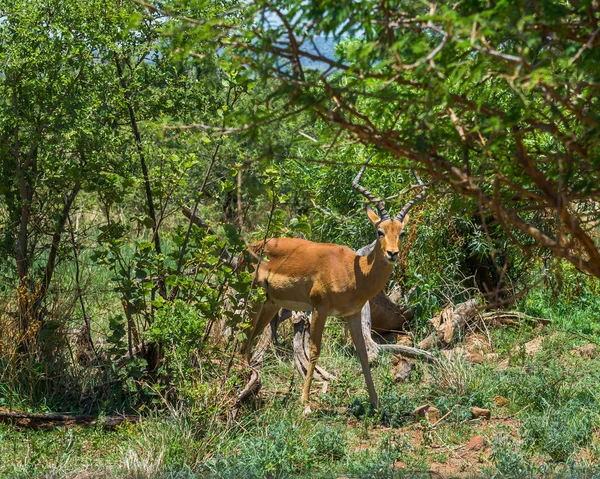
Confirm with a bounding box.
[521,402,597,462]
[205,416,348,478]
[2,1,600,478]
[489,435,538,479]
[519,263,600,333]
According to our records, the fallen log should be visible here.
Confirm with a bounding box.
[370,290,413,333]
[0,408,137,429]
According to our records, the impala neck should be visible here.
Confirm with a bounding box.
[357,240,394,298]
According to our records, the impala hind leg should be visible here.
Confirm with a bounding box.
[301,308,327,412]
[347,312,380,409]
[241,302,279,362]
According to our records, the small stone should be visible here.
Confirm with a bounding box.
[466,435,485,451]
[393,359,412,383]
[493,395,509,407]
[412,405,441,424]
[471,407,491,420]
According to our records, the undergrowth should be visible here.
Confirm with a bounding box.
[1,260,600,478]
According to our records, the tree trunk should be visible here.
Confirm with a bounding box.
[114,54,165,298]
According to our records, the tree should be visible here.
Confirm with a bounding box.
[0,0,134,344]
[223,0,600,281]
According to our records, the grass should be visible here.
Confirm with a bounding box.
[1,263,600,478]
[3,320,600,478]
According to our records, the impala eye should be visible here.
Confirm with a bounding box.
[399,231,406,240]
[377,230,385,238]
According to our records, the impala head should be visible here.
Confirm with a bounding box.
[352,155,428,265]
[365,205,409,264]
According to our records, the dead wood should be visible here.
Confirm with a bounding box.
[379,343,438,362]
[393,358,412,382]
[360,301,382,363]
[370,291,414,333]
[481,311,551,327]
[292,312,333,382]
[0,408,137,429]
[232,322,274,419]
[417,299,479,350]
[414,300,551,351]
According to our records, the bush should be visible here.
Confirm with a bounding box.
[521,402,598,462]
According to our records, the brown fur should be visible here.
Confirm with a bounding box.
[241,207,410,410]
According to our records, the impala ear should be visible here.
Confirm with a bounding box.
[365,204,381,226]
[401,213,410,228]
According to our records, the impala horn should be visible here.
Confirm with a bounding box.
[352,154,390,220]
[395,171,428,222]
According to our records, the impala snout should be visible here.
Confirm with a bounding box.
[386,250,399,263]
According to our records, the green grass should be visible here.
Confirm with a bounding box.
[518,265,600,334]
[3,320,600,478]
[2,259,600,478]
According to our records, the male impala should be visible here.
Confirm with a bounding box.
[241,160,426,411]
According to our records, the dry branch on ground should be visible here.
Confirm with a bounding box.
[0,408,137,429]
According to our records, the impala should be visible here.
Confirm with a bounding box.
[241,160,426,411]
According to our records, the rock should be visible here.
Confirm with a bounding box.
[393,359,412,382]
[471,407,491,420]
[493,395,509,407]
[466,435,485,451]
[572,343,597,359]
[412,405,441,424]
[393,461,408,470]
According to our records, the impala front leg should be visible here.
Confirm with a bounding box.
[241,302,279,363]
[301,308,327,412]
[347,312,380,409]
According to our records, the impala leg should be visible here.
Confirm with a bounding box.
[301,308,326,408]
[347,312,380,409]
[241,302,279,362]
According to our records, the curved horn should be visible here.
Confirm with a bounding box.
[352,154,389,220]
[395,171,428,222]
